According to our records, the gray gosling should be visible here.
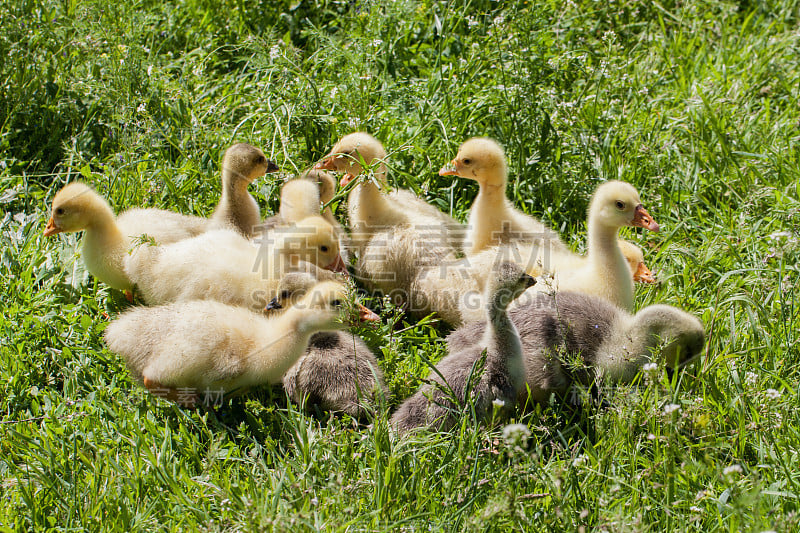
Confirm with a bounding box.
[266,272,387,418]
[209,143,278,237]
[446,291,705,403]
[390,262,536,434]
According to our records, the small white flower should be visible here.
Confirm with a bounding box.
[371,39,383,47]
[723,464,743,476]
[663,403,681,415]
[572,454,587,467]
[642,362,658,373]
[765,388,781,399]
[147,65,153,77]
[269,45,280,61]
[501,423,531,447]
[745,371,758,386]
[690,506,702,513]
[310,496,318,506]
[602,30,616,43]
[136,103,146,114]
[492,398,505,409]
[768,231,791,241]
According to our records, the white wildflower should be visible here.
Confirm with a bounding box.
[492,15,505,26]
[765,388,781,400]
[723,464,743,476]
[492,398,505,409]
[642,362,658,373]
[371,39,383,47]
[572,454,587,467]
[147,65,153,77]
[745,371,758,386]
[768,231,791,241]
[269,45,280,61]
[502,423,531,449]
[602,30,616,43]
[663,403,681,415]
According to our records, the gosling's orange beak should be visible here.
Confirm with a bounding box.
[632,205,659,232]
[315,156,337,171]
[324,254,348,274]
[438,159,458,176]
[357,304,380,322]
[339,174,356,187]
[43,217,62,237]
[633,262,656,283]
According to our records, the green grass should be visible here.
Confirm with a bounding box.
[2,0,799,530]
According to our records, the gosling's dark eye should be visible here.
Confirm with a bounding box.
[320,245,329,253]
[615,201,625,210]
[256,155,266,164]
[280,290,290,299]
[55,207,65,215]
[331,299,342,308]
[463,158,472,165]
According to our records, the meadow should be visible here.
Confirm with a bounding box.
[1,0,799,530]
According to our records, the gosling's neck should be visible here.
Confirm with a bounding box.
[219,173,253,207]
[350,163,400,226]
[586,215,633,309]
[83,202,127,253]
[467,171,510,253]
[248,311,317,378]
[482,290,523,377]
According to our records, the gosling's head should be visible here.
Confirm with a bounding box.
[617,240,655,283]
[589,181,660,232]
[315,132,387,187]
[639,305,705,369]
[300,168,338,205]
[439,137,508,186]
[280,216,346,273]
[44,182,111,236]
[265,271,318,312]
[222,143,278,184]
[292,280,380,331]
[487,260,537,309]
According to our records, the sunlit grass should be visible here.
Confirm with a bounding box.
[1,0,799,530]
